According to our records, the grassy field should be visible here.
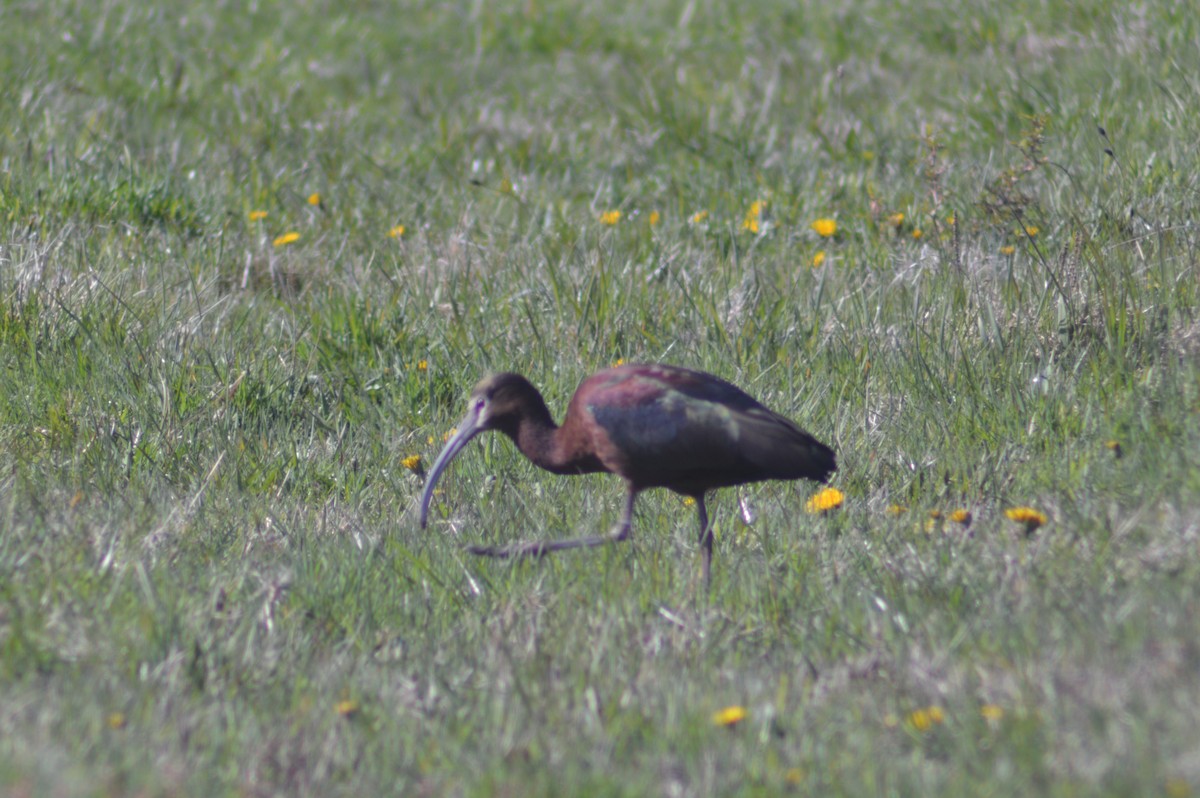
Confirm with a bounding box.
[2,0,1199,794]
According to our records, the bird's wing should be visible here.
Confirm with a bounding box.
[584,368,834,490]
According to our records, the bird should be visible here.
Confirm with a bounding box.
[418,363,836,584]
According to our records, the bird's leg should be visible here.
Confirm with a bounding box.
[696,494,712,588]
[466,488,637,559]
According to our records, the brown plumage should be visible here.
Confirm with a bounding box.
[419,363,835,584]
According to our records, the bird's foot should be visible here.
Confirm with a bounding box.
[465,540,555,559]
[465,529,629,559]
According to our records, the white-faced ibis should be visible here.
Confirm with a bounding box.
[418,363,836,584]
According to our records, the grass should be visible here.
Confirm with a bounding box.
[1,0,1199,794]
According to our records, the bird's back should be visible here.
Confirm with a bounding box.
[571,364,835,494]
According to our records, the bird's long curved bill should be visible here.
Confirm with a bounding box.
[419,407,484,528]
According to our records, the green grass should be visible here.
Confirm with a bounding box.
[2,0,1199,794]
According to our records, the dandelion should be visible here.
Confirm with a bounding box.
[805,487,844,514]
[648,210,661,226]
[811,250,827,268]
[1005,506,1047,531]
[427,435,435,446]
[980,704,1004,721]
[712,706,747,727]
[682,496,696,507]
[416,359,428,372]
[273,231,300,247]
[811,218,837,238]
[908,706,945,732]
[887,212,905,228]
[742,200,765,233]
[107,712,127,730]
[1000,245,1016,256]
[1165,777,1192,798]
[949,508,972,526]
[690,210,710,225]
[335,700,359,718]
[886,504,907,516]
[925,510,944,533]
[599,209,622,226]
[248,209,268,221]
[388,225,406,239]
[401,455,422,473]
[1105,439,1122,458]
[1024,225,1040,237]
[911,228,923,240]
[307,192,321,206]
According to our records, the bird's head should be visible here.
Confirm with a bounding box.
[418,372,548,528]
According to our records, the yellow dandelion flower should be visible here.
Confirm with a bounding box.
[335,700,359,717]
[946,213,956,226]
[886,504,907,516]
[600,210,622,226]
[388,225,406,239]
[612,358,625,367]
[742,200,765,233]
[272,231,300,247]
[1005,506,1047,529]
[980,704,1004,721]
[949,508,972,525]
[107,712,127,730]
[911,228,923,240]
[811,250,827,268]
[887,212,905,227]
[908,706,944,732]
[1165,777,1192,798]
[427,435,435,446]
[811,218,837,238]
[908,708,933,731]
[648,210,660,226]
[805,487,844,514]
[1000,245,1016,256]
[690,210,709,225]
[712,705,747,727]
[416,359,428,372]
[1105,439,1122,458]
[307,192,321,206]
[248,209,268,221]
[682,496,696,507]
[401,455,422,472]
[1024,225,1040,237]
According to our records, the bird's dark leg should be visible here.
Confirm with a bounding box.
[467,488,638,559]
[695,494,712,587]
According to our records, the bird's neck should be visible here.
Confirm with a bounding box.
[514,417,568,472]
[499,404,593,475]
